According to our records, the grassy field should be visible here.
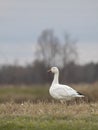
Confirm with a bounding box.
[0,83,98,130]
[0,102,98,130]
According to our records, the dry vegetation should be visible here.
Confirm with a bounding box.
[0,83,98,130]
[72,82,98,102]
[0,101,98,118]
[0,101,98,130]
[0,82,98,103]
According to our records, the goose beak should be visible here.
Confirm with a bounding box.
[47,69,51,72]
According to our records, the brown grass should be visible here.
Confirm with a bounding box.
[0,83,98,130]
[0,101,98,119]
[72,82,98,102]
[0,82,98,103]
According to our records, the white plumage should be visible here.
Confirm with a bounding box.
[48,67,84,101]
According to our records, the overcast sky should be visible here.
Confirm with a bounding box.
[0,0,98,65]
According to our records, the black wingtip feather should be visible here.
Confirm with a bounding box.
[77,91,84,95]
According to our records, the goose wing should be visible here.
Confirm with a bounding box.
[52,84,79,97]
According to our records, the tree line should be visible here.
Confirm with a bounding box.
[0,29,98,85]
[0,61,98,85]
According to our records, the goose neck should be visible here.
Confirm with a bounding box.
[52,72,59,85]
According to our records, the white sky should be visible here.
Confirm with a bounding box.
[0,0,98,65]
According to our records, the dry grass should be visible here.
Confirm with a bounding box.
[0,82,98,103]
[0,101,98,118]
[72,82,98,102]
[0,101,98,130]
[0,83,98,130]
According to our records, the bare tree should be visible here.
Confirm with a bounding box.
[35,29,78,68]
[35,29,60,66]
[61,32,78,67]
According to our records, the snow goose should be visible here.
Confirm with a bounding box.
[48,67,84,101]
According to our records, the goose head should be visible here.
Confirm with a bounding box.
[48,67,59,74]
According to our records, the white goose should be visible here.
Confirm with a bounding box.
[48,67,84,101]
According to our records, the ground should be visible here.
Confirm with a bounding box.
[0,84,98,130]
